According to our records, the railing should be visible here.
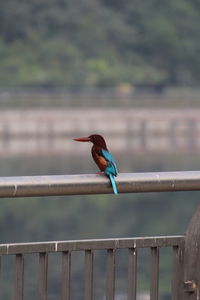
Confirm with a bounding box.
[1,236,184,300]
[0,171,200,197]
[1,171,200,300]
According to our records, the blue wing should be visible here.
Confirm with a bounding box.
[101,149,118,195]
[101,149,118,176]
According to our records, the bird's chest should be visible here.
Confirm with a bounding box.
[91,147,107,171]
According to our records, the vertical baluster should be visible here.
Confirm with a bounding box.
[106,249,116,300]
[128,248,137,300]
[84,250,94,300]
[150,247,159,300]
[38,253,48,300]
[15,254,24,300]
[172,245,184,300]
[61,251,71,300]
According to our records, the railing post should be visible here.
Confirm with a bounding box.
[172,244,184,300]
[184,203,200,300]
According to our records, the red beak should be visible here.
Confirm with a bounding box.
[73,136,91,142]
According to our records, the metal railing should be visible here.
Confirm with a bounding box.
[0,172,200,300]
[1,236,184,300]
[0,171,200,197]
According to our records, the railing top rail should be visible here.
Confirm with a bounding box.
[0,235,184,255]
[0,171,200,198]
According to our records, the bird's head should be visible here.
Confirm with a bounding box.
[73,134,107,149]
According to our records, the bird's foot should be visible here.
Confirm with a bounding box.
[97,171,104,175]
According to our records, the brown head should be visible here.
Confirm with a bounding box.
[73,134,108,149]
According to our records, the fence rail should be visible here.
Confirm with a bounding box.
[1,236,185,300]
[0,236,184,255]
[0,172,200,299]
[0,171,200,197]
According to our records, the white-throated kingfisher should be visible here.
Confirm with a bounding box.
[73,134,118,195]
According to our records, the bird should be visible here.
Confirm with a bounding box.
[73,134,118,195]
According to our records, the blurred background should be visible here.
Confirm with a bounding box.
[0,0,200,299]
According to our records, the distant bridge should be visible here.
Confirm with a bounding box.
[0,109,199,157]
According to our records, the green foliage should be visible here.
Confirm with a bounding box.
[0,0,200,87]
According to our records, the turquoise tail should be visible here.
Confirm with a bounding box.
[109,174,118,195]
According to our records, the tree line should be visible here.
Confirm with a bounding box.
[0,0,200,87]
